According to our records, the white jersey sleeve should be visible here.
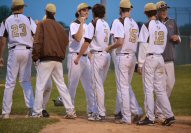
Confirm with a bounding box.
[29,17,37,34]
[138,42,149,67]
[84,23,94,40]
[111,19,124,38]
[0,22,6,37]
[138,24,149,43]
[70,22,79,36]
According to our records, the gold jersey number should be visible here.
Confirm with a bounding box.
[154,31,164,45]
[129,29,138,43]
[11,23,27,37]
[104,29,109,42]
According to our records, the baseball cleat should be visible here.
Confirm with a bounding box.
[132,113,143,123]
[115,119,131,124]
[31,114,43,118]
[137,117,155,126]
[114,112,122,120]
[64,113,76,119]
[1,114,10,119]
[42,110,49,118]
[25,108,33,118]
[162,116,175,126]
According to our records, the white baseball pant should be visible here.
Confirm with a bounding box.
[155,61,175,118]
[67,53,95,113]
[2,46,34,115]
[33,61,74,115]
[115,53,137,123]
[91,52,110,116]
[143,55,174,121]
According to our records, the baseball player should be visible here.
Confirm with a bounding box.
[106,0,141,124]
[137,3,175,126]
[155,1,181,122]
[32,3,75,118]
[0,0,35,119]
[67,3,95,118]
[74,4,110,121]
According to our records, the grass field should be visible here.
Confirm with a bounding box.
[0,65,191,133]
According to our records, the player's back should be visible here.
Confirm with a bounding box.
[122,17,139,53]
[90,19,110,51]
[147,20,167,54]
[4,14,36,48]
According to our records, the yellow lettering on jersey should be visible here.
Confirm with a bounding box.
[129,29,138,43]
[104,29,109,42]
[11,23,27,38]
[154,31,164,45]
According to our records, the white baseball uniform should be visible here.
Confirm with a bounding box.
[111,19,143,117]
[0,14,36,115]
[111,17,140,123]
[84,19,111,117]
[138,20,174,121]
[68,19,95,114]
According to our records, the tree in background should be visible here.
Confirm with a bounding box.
[0,5,12,23]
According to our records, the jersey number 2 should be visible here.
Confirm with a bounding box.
[104,29,109,42]
[154,31,164,45]
[11,23,27,37]
[129,29,138,43]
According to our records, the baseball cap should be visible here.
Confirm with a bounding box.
[120,0,133,8]
[12,0,27,7]
[46,3,56,13]
[77,3,91,11]
[156,1,170,10]
[144,3,157,12]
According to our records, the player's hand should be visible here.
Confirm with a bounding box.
[35,20,39,24]
[171,35,179,42]
[79,17,86,24]
[0,57,4,68]
[105,46,112,53]
[138,67,142,75]
[74,57,80,65]
[34,60,40,67]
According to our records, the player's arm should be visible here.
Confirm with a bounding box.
[72,17,86,42]
[137,24,149,74]
[32,22,43,62]
[106,37,124,52]
[170,20,181,44]
[74,23,94,65]
[106,20,124,52]
[0,22,8,67]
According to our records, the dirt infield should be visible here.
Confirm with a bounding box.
[41,116,191,133]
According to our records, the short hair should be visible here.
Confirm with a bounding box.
[120,7,131,13]
[46,10,55,20]
[11,5,24,11]
[92,4,105,18]
[75,12,79,18]
[144,10,157,18]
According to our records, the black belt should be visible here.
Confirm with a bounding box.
[9,46,31,50]
[116,53,130,56]
[77,53,87,57]
[146,53,161,56]
[91,51,103,53]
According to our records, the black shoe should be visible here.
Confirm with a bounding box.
[162,117,175,126]
[42,110,49,117]
[137,117,155,126]
[114,112,122,120]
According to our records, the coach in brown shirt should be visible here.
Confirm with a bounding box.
[32,3,76,119]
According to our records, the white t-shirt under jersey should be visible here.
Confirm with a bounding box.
[138,20,168,54]
[84,19,110,51]
[111,17,139,54]
[0,14,36,48]
[69,19,88,53]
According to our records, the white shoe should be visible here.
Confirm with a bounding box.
[2,114,9,119]
[31,114,42,118]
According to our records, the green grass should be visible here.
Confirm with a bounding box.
[0,65,191,132]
